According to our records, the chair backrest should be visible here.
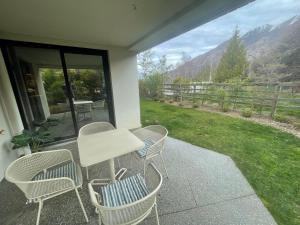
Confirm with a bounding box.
[75,104,91,113]
[93,100,105,108]
[88,163,162,225]
[78,122,115,136]
[133,125,168,158]
[5,149,75,200]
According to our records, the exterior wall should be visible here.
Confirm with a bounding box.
[0,52,23,180]
[109,49,141,129]
[0,37,141,180]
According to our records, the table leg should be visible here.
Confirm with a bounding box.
[108,159,116,181]
[109,158,127,181]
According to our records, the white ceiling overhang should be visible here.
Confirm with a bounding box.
[0,0,254,52]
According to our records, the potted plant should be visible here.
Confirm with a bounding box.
[11,131,31,157]
[11,130,52,157]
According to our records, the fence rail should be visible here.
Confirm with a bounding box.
[161,82,300,118]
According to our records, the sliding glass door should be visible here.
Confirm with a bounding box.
[63,53,112,130]
[1,41,114,143]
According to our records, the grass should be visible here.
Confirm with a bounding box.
[141,99,300,225]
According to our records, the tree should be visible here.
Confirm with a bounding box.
[137,50,156,77]
[138,50,172,99]
[215,28,248,82]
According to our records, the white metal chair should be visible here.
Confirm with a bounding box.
[132,125,169,177]
[88,163,162,225]
[78,122,117,179]
[5,149,89,225]
[79,122,115,136]
[92,100,105,120]
[76,104,92,121]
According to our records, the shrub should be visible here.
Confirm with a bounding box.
[294,122,300,129]
[179,102,184,107]
[193,103,198,108]
[216,89,227,111]
[274,114,289,123]
[159,99,165,103]
[241,108,252,118]
[169,100,174,103]
[222,104,230,112]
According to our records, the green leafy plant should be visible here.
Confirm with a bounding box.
[241,108,252,118]
[11,132,31,149]
[274,114,289,123]
[216,89,227,111]
[11,130,53,152]
[222,104,230,112]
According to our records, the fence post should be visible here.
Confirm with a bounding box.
[270,85,280,118]
[180,83,183,103]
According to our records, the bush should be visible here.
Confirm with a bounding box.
[216,89,227,111]
[179,102,184,107]
[193,103,198,108]
[274,114,289,123]
[159,99,165,103]
[294,122,300,129]
[222,104,230,112]
[169,100,174,103]
[241,108,252,118]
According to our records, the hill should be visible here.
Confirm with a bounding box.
[170,15,300,82]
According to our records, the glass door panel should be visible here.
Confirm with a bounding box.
[63,53,111,129]
[10,46,76,141]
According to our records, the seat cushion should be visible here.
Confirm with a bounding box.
[32,161,80,186]
[136,139,155,158]
[100,174,149,207]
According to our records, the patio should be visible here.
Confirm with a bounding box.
[0,137,276,225]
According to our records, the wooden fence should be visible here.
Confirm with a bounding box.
[161,82,300,118]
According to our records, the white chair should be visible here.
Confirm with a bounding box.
[88,163,162,225]
[93,100,105,110]
[76,104,92,121]
[92,100,105,120]
[78,122,117,179]
[132,125,169,177]
[5,149,89,225]
[79,122,115,136]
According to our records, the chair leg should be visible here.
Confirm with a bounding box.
[86,167,89,180]
[75,188,89,222]
[98,213,102,225]
[143,159,147,178]
[154,203,160,225]
[160,153,169,178]
[36,200,43,225]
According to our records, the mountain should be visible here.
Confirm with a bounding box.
[169,15,300,82]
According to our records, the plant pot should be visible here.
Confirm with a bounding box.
[16,145,31,157]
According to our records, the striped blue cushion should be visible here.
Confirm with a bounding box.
[32,161,80,186]
[100,174,149,207]
[137,139,155,158]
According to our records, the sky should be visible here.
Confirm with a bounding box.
[150,0,300,66]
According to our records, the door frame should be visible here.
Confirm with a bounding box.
[0,39,116,141]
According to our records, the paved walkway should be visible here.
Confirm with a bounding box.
[0,137,277,225]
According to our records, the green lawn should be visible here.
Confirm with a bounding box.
[141,99,300,225]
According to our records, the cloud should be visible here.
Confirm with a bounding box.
[150,0,300,66]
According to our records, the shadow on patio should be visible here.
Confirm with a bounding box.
[0,137,276,225]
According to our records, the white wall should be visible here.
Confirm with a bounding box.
[0,34,141,128]
[109,49,141,129]
[0,52,23,180]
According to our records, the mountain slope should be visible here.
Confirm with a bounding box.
[170,15,300,82]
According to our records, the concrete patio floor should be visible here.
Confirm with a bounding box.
[0,137,277,225]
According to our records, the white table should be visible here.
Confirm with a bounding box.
[73,100,93,105]
[77,128,145,181]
